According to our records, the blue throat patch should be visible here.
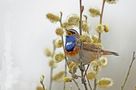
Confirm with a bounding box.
[65,36,76,52]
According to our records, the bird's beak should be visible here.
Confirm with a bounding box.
[66,30,72,35]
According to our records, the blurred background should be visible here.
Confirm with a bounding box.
[0,0,136,90]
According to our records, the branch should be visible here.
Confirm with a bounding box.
[98,0,106,42]
[84,65,93,90]
[79,0,84,35]
[40,81,46,90]
[40,75,46,90]
[121,51,136,90]
[49,40,56,90]
[59,11,69,90]
[73,79,81,90]
[87,79,93,90]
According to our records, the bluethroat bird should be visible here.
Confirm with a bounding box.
[65,29,119,65]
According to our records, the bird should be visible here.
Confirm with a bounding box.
[64,29,119,65]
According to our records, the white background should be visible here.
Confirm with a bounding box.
[0,0,136,90]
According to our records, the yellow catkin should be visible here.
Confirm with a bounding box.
[105,0,117,4]
[96,24,104,33]
[98,56,108,67]
[63,77,73,82]
[68,61,78,73]
[62,22,73,30]
[44,48,52,57]
[52,71,65,81]
[54,53,65,63]
[90,60,101,72]
[36,85,44,90]
[89,8,100,17]
[48,60,56,68]
[82,22,89,32]
[103,24,109,32]
[97,78,113,88]
[80,34,92,43]
[68,15,79,26]
[86,71,97,80]
[55,28,64,36]
[55,39,63,48]
[46,13,60,23]
[92,35,99,43]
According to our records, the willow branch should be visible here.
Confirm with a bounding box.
[93,79,97,90]
[59,12,68,90]
[121,51,136,90]
[98,0,106,42]
[49,40,56,90]
[84,65,93,90]
[40,81,46,90]
[84,64,90,77]
[87,79,93,90]
[79,0,83,35]
[93,1,106,90]
[79,0,88,90]
[100,0,106,24]
[73,79,81,90]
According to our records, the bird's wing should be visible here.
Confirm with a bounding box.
[82,42,101,52]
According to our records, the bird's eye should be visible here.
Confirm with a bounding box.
[72,32,75,34]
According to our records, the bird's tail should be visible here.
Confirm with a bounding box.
[103,50,119,56]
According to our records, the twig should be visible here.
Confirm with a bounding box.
[98,0,106,42]
[49,67,53,90]
[84,65,93,90]
[49,40,56,90]
[100,0,106,24]
[79,0,83,35]
[84,64,90,77]
[79,0,88,90]
[93,79,97,90]
[73,79,81,90]
[87,79,93,90]
[59,12,63,27]
[92,1,106,90]
[83,15,88,23]
[79,65,88,90]
[40,81,46,90]
[121,51,136,90]
[59,11,68,90]
[93,62,99,90]
[40,75,46,90]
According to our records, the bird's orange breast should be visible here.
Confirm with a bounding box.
[65,47,80,56]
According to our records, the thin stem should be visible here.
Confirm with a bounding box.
[59,12,63,26]
[84,64,90,77]
[40,81,46,90]
[73,79,81,90]
[93,63,99,90]
[84,65,93,90]
[79,0,83,35]
[49,67,53,90]
[99,0,106,42]
[93,1,106,89]
[59,11,68,90]
[121,52,136,90]
[79,0,88,90]
[87,79,93,90]
[83,15,88,23]
[49,40,56,90]
[100,0,106,24]
[80,65,88,90]
[93,79,97,90]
